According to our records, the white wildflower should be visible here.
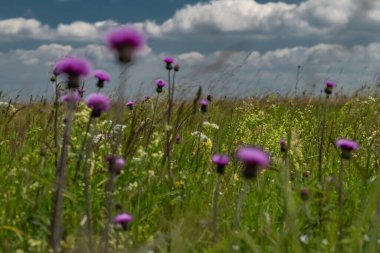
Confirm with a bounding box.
[300,234,309,244]
[191,131,209,141]
[203,121,219,130]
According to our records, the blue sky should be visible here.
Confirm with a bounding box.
[0,0,380,99]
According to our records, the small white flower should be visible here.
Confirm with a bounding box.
[80,216,87,226]
[203,121,211,127]
[300,234,309,244]
[322,239,328,245]
[232,245,239,251]
[210,123,219,130]
[191,131,209,141]
[148,170,155,178]
[364,234,370,241]
[93,134,103,143]
[202,121,219,130]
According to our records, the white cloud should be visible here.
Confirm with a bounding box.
[1,0,380,46]
[1,42,380,100]
[0,18,52,40]
[177,51,205,64]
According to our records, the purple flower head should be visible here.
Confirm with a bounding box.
[155,79,167,88]
[200,99,209,106]
[237,147,270,179]
[107,156,125,174]
[163,57,174,64]
[85,93,111,117]
[336,138,359,159]
[175,135,181,144]
[94,70,112,82]
[163,56,175,70]
[106,26,145,63]
[54,57,91,77]
[155,79,167,93]
[324,80,336,95]
[115,158,125,169]
[325,80,337,88]
[61,92,81,104]
[200,99,209,113]
[126,101,135,110]
[144,95,151,102]
[114,213,133,230]
[94,70,111,89]
[212,154,230,174]
[280,138,288,152]
[54,56,91,88]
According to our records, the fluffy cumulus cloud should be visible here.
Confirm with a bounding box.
[1,0,380,47]
[1,42,380,100]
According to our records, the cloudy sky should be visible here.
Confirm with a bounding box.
[1,0,380,100]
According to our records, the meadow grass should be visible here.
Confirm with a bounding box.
[1,94,380,252]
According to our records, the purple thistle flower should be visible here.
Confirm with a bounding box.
[163,56,175,70]
[155,79,167,93]
[211,154,230,174]
[115,158,125,170]
[155,79,167,88]
[237,147,270,179]
[324,80,336,95]
[54,56,91,88]
[85,93,111,117]
[114,213,133,230]
[163,57,174,64]
[126,101,135,110]
[280,138,288,153]
[325,80,337,88]
[336,138,359,159]
[61,92,81,104]
[94,70,112,82]
[94,70,111,89]
[144,95,151,102]
[200,99,209,106]
[200,99,209,113]
[175,135,181,144]
[106,26,145,63]
[106,156,125,174]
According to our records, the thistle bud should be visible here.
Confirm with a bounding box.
[300,188,309,202]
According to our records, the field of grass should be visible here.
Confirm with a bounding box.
[1,92,380,252]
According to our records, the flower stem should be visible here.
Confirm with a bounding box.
[212,175,221,241]
[101,64,127,253]
[82,117,96,252]
[317,95,329,224]
[53,81,59,170]
[73,115,92,182]
[145,93,159,152]
[337,157,344,242]
[166,69,173,185]
[50,91,76,252]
